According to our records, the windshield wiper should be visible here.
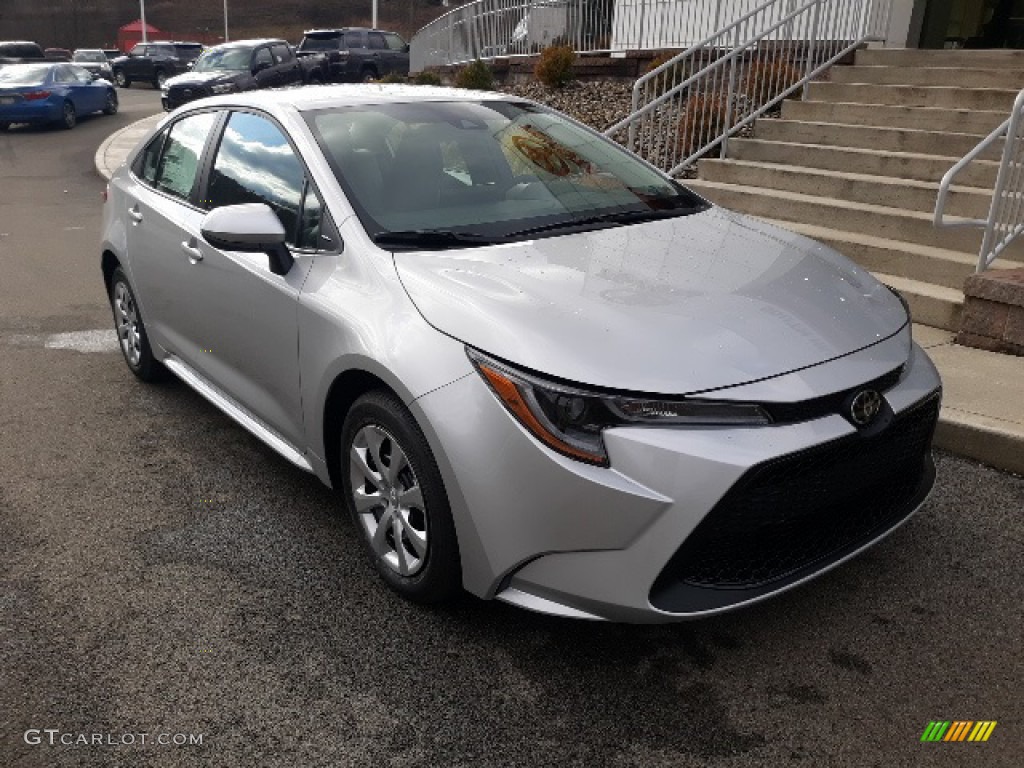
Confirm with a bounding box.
[373,229,504,250]
[502,204,705,240]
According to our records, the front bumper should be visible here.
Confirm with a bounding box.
[412,333,941,623]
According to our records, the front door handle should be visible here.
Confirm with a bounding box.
[182,239,203,263]
[128,205,143,223]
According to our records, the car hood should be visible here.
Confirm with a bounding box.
[165,71,241,87]
[394,207,909,395]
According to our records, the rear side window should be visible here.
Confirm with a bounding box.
[147,111,219,201]
[384,34,406,52]
[345,31,366,48]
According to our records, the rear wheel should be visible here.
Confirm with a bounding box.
[102,90,118,115]
[61,101,76,130]
[340,391,461,603]
[113,69,130,88]
[109,267,166,382]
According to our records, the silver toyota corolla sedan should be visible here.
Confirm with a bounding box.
[100,85,941,622]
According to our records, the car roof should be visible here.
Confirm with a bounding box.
[186,84,514,115]
[205,38,286,50]
[302,28,396,35]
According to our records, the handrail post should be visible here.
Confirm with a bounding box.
[802,1,821,101]
[977,97,1024,271]
[720,22,742,159]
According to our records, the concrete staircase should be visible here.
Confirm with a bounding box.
[686,48,1024,332]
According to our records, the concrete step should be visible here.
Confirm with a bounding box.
[753,119,1001,159]
[728,139,999,187]
[831,65,1024,90]
[873,272,963,332]
[855,47,1024,69]
[685,179,1023,257]
[781,100,1007,134]
[805,82,1020,111]
[747,217,1024,292]
[696,159,993,219]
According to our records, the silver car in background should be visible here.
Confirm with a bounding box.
[100,86,941,622]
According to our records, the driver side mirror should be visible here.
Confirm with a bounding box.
[200,203,294,276]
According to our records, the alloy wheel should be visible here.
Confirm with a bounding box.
[349,424,428,577]
[113,280,142,367]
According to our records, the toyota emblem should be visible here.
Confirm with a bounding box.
[850,389,883,426]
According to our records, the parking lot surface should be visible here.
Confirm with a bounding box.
[1,87,1022,767]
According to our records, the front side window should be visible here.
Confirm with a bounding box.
[150,111,219,201]
[129,45,145,57]
[205,112,306,246]
[253,48,273,71]
[367,33,387,51]
[71,66,93,84]
[306,100,706,246]
[270,44,292,64]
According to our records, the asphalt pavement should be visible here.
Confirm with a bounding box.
[1,86,1022,767]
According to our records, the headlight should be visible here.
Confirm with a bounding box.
[210,83,234,94]
[468,349,771,467]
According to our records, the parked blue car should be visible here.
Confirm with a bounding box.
[0,62,118,130]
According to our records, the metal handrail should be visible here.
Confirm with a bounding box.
[934,88,1024,272]
[603,0,890,175]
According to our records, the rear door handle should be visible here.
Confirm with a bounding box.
[182,238,203,263]
[128,205,143,223]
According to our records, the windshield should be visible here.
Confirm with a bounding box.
[306,100,707,247]
[73,51,107,63]
[193,48,251,72]
[0,64,51,85]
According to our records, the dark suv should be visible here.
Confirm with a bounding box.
[296,28,408,82]
[0,41,46,68]
[161,39,305,111]
[111,41,203,89]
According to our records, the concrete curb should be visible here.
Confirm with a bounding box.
[94,113,164,181]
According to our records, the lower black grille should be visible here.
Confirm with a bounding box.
[166,86,209,109]
[650,391,940,613]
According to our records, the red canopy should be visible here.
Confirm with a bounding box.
[116,19,162,53]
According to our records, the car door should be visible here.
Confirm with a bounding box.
[69,65,103,112]
[270,43,300,86]
[124,110,221,361]
[366,32,388,76]
[126,44,148,81]
[251,46,276,88]
[181,109,320,447]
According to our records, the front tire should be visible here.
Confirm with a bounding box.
[109,267,166,382]
[113,69,130,88]
[360,67,378,83]
[340,391,461,603]
[153,69,167,89]
[102,90,118,115]
[61,101,76,129]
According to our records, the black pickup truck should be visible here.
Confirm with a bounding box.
[161,38,318,111]
[111,41,203,89]
[0,41,46,68]
[296,27,409,83]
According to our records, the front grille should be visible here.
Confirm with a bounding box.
[650,391,940,612]
[166,85,209,109]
